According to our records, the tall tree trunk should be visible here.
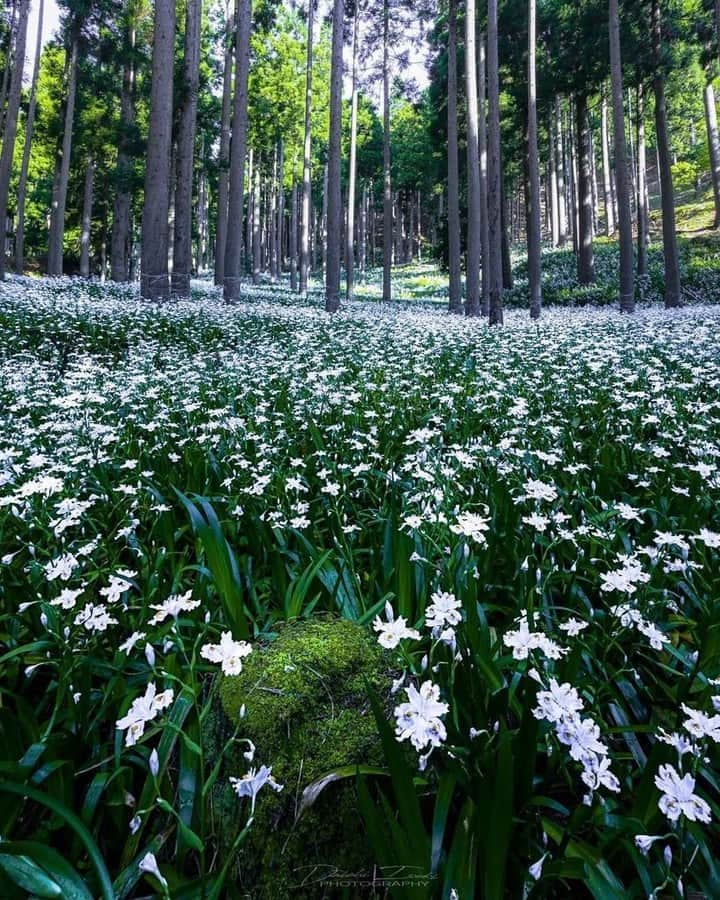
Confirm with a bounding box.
[382,0,392,301]
[500,173,513,288]
[360,181,367,274]
[652,0,680,308]
[637,81,649,277]
[223,0,252,300]
[487,0,503,324]
[447,0,462,312]
[478,30,490,315]
[300,0,315,294]
[600,87,615,236]
[575,92,594,284]
[110,13,136,283]
[172,0,202,297]
[14,0,42,275]
[704,83,720,228]
[527,0,541,319]
[290,179,298,290]
[245,147,253,273]
[346,3,359,300]
[252,160,261,283]
[568,101,579,253]
[324,0,343,312]
[270,144,278,280]
[47,33,78,277]
[549,110,559,247]
[79,156,95,277]
[555,96,567,246]
[609,0,634,311]
[0,0,17,139]
[140,2,175,297]
[464,0,481,315]
[321,160,328,274]
[214,0,235,285]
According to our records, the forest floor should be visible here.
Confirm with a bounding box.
[1,240,720,895]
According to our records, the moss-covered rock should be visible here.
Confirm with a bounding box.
[212,615,391,898]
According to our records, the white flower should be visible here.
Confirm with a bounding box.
[44,552,79,582]
[528,852,548,881]
[119,631,146,655]
[521,479,558,503]
[533,679,584,724]
[450,511,490,545]
[230,765,283,813]
[138,851,167,889]
[559,617,588,636]
[373,602,420,649]
[73,602,118,633]
[425,590,462,633]
[50,587,83,609]
[522,512,549,531]
[654,763,711,824]
[394,681,449,755]
[149,590,201,624]
[681,704,720,742]
[200,631,252,676]
[637,621,669,651]
[116,682,175,747]
[696,528,720,548]
[634,834,659,854]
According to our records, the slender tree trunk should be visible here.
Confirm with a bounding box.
[589,124,599,235]
[527,0,541,319]
[300,0,315,294]
[704,83,720,228]
[382,0,392,301]
[321,160,328,274]
[500,174,513,288]
[555,96,567,246]
[269,144,278,280]
[290,179,298,290]
[324,0,344,312]
[0,0,17,138]
[140,2,175,297]
[47,34,78,277]
[600,87,615,236]
[360,181,367,274]
[245,147,253,273]
[110,16,136,283]
[447,0,462,312]
[252,160,261,283]
[478,30,490,315]
[172,0,202,297]
[79,156,95,277]
[568,101,579,254]
[14,0,42,275]
[652,0,680,308]
[463,0,481,315]
[277,140,285,273]
[637,81,649,277]
[609,0,634,311]
[549,111,559,247]
[487,0,503,324]
[214,0,235,285]
[576,92,594,284]
[346,3,359,300]
[223,0,252,300]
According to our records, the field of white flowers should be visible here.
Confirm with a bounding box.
[1,274,720,899]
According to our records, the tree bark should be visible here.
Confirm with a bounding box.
[463,0,481,315]
[14,0,42,276]
[140,1,175,297]
[600,88,615,236]
[324,0,344,312]
[549,109,559,247]
[277,139,285,272]
[487,0,503,324]
[252,161,261,283]
[172,0,202,297]
[652,0,680,308]
[47,33,78,277]
[290,179,298,290]
[382,0,392,301]
[79,156,95,277]
[704,83,720,228]
[270,144,278,280]
[110,13,136,283]
[575,93,594,284]
[637,81,649,277]
[245,147,253,273]
[300,0,314,294]
[527,0,541,319]
[478,30,490,314]
[609,0,634,311]
[214,0,235,285]
[346,3,359,300]
[223,0,252,300]
[555,96,567,246]
[447,0,462,312]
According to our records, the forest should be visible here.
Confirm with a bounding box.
[1,0,720,898]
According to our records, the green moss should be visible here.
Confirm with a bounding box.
[212,616,391,899]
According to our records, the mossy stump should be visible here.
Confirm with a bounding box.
[213,616,391,898]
